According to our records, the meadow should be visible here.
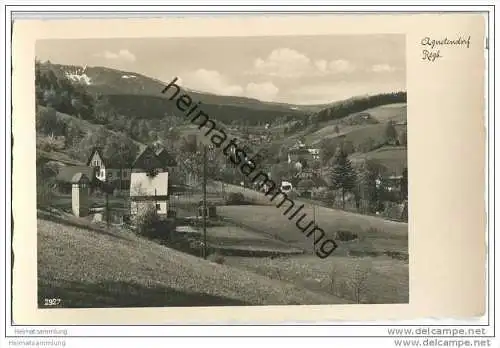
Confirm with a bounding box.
[217,204,408,258]
[38,212,349,308]
[224,254,409,304]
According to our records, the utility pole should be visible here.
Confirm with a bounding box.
[312,203,316,250]
[106,192,110,228]
[202,145,208,259]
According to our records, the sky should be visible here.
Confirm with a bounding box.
[36,35,406,105]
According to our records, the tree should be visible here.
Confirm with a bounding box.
[64,122,82,148]
[398,129,407,147]
[400,167,408,201]
[138,120,150,142]
[385,121,397,145]
[356,159,386,213]
[36,107,59,135]
[134,202,160,237]
[347,261,372,303]
[330,148,357,209]
[297,179,315,196]
[181,134,198,154]
[102,134,139,190]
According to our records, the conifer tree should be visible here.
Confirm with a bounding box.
[385,121,398,145]
[330,147,357,209]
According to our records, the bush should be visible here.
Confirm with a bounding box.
[207,252,225,265]
[335,230,358,242]
[134,204,160,237]
[37,181,55,207]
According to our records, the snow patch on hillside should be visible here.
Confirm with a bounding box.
[64,65,92,85]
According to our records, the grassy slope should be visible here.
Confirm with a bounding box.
[264,103,407,161]
[225,255,409,304]
[37,214,350,308]
[304,104,407,146]
[363,103,407,123]
[350,146,408,175]
[36,106,146,165]
[217,204,408,256]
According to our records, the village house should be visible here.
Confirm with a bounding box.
[129,171,170,217]
[307,148,321,161]
[86,145,177,191]
[155,147,177,172]
[55,165,116,195]
[55,166,97,194]
[286,141,321,166]
[128,145,178,218]
[87,147,133,190]
[287,147,314,166]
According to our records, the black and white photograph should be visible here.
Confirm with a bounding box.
[35,34,408,308]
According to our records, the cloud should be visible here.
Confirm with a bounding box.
[181,69,244,96]
[371,64,396,73]
[249,48,357,78]
[180,69,280,101]
[252,48,312,78]
[96,49,136,62]
[328,59,356,73]
[245,81,279,102]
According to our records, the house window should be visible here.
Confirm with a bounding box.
[100,169,105,177]
[156,203,161,211]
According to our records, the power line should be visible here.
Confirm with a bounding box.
[202,145,207,260]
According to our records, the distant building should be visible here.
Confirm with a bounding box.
[56,165,114,195]
[287,147,314,165]
[131,146,164,174]
[307,148,321,161]
[55,165,97,194]
[87,147,133,190]
[155,147,177,171]
[132,145,177,173]
[384,175,403,192]
[86,145,177,191]
[129,171,169,217]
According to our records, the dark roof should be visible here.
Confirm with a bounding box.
[56,166,96,183]
[155,148,177,167]
[71,173,90,184]
[86,147,104,166]
[132,145,162,169]
[87,146,136,168]
[289,148,311,156]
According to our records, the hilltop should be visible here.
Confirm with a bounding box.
[37,62,314,126]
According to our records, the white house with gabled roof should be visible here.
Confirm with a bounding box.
[129,171,169,217]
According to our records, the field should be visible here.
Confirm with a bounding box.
[225,255,409,304]
[350,146,408,175]
[217,205,408,257]
[362,103,407,123]
[38,212,349,307]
